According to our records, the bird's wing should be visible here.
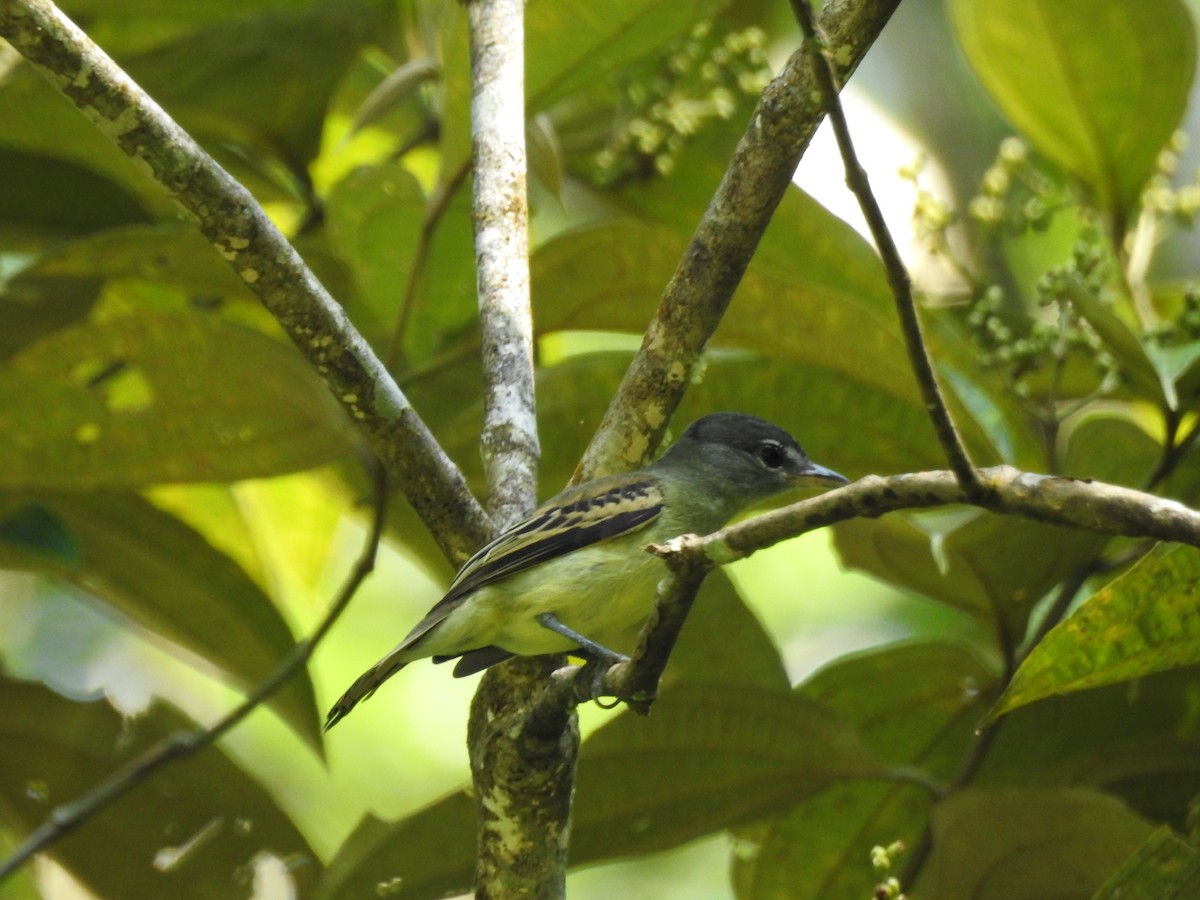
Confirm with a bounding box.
[399,475,665,647]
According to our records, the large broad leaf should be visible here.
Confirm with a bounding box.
[324,161,477,362]
[979,666,1200,830]
[123,0,392,168]
[1063,413,1161,487]
[0,148,150,241]
[0,491,323,750]
[17,223,256,300]
[525,0,727,111]
[732,643,995,900]
[950,0,1196,221]
[918,787,1153,899]
[531,215,909,399]
[0,680,317,898]
[0,310,352,489]
[1093,826,1200,900]
[0,70,175,225]
[991,544,1200,721]
[0,276,102,361]
[833,510,1103,640]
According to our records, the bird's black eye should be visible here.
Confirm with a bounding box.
[755,440,787,469]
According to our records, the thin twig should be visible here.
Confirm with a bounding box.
[384,159,473,371]
[0,0,490,564]
[0,460,390,885]
[789,0,982,497]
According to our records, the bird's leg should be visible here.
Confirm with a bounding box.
[536,612,628,698]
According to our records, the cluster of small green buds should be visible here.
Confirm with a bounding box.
[591,23,771,185]
[1141,132,1200,224]
[968,137,1059,234]
[870,842,907,900]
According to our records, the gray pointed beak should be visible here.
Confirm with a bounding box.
[796,460,849,487]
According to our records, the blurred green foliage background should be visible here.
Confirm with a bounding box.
[3,0,1200,897]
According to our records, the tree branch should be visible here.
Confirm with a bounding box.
[0,460,390,886]
[460,2,569,898]
[538,466,1200,716]
[789,0,982,496]
[0,0,490,564]
[574,0,902,480]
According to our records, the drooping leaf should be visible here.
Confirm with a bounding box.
[0,680,317,898]
[0,310,352,489]
[18,223,255,299]
[979,666,1200,829]
[1092,826,1200,900]
[834,510,1103,639]
[917,787,1153,899]
[570,685,881,861]
[123,0,393,168]
[1063,414,1161,487]
[950,0,1196,222]
[732,643,995,900]
[991,544,1200,721]
[950,0,1195,222]
[0,491,323,749]
[0,148,150,240]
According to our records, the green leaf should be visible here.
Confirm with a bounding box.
[0,276,102,362]
[918,787,1153,899]
[324,162,424,342]
[1063,413,1161,487]
[570,684,882,860]
[950,0,1196,220]
[0,69,175,227]
[1064,276,1168,406]
[732,643,995,900]
[991,544,1200,721]
[0,504,78,566]
[0,148,150,240]
[0,681,317,898]
[525,0,726,111]
[19,223,256,299]
[1092,826,1200,900]
[123,0,393,168]
[660,571,792,695]
[0,310,352,489]
[0,491,322,750]
[348,57,440,136]
[979,665,1200,828]
[834,511,1103,638]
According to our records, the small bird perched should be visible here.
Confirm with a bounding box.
[324,412,846,730]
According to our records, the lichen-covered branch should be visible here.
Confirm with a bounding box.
[462,1,567,898]
[574,0,902,481]
[0,0,490,563]
[468,0,539,528]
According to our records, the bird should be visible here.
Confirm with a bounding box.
[324,412,847,729]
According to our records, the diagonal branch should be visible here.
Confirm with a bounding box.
[0,459,390,885]
[0,0,490,563]
[574,0,902,481]
[789,0,983,496]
